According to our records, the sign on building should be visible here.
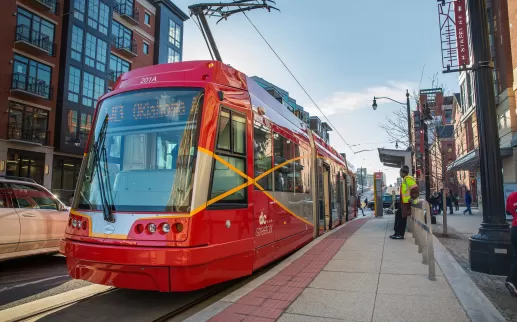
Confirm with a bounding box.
[437,0,471,73]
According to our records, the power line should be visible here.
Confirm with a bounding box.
[242,12,356,155]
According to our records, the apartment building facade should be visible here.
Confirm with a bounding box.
[0,0,188,202]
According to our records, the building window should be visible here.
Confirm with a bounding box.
[143,42,149,55]
[168,19,181,48]
[82,72,105,107]
[52,157,82,205]
[8,101,48,145]
[88,0,109,35]
[112,20,133,49]
[167,47,180,63]
[65,109,78,144]
[209,108,247,204]
[16,7,56,55]
[71,25,84,61]
[12,54,52,99]
[80,113,92,144]
[68,66,81,103]
[94,77,105,107]
[144,12,151,25]
[73,0,86,21]
[109,54,130,81]
[85,33,108,72]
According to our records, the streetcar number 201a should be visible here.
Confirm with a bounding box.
[140,76,157,84]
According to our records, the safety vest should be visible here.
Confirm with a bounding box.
[401,175,418,204]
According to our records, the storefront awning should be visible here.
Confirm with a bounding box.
[447,149,478,172]
[378,148,411,168]
[447,147,513,172]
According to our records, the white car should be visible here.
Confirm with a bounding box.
[0,176,69,261]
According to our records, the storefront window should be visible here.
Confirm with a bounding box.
[6,149,45,185]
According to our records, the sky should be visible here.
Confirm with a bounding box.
[174,0,460,185]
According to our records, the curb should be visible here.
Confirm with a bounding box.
[0,285,113,322]
[432,235,506,322]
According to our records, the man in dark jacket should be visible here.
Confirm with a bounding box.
[463,190,472,215]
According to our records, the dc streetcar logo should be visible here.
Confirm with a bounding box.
[259,213,267,225]
[256,212,273,236]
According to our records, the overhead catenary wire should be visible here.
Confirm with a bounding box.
[242,12,357,155]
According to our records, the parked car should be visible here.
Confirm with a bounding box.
[0,176,69,261]
[367,194,400,210]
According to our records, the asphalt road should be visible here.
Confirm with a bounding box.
[0,253,90,310]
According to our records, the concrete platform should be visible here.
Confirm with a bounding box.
[188,216,506,322]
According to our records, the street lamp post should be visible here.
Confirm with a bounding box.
[466,0,512,275]
[372,90,413,174]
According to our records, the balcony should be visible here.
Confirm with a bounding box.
[111,37,137,58]
[8,126,48,145]
[113,3,139,25]
[11,73,52,99]
[30,0,58,13]
[14,25,55,56]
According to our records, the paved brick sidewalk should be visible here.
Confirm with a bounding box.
[433,223,516,322]
[208,218,370,322]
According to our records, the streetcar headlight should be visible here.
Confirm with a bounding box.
[174,223,183,233]
[82,221,87,230]
[147,223,157,234]
[72,218,77,228]
[76,221,82,229]
[161,223,170,233]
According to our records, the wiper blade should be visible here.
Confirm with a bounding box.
[92,115,115,223]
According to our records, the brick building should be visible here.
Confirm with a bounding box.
[0,0,188,202]
[447,0,515,207]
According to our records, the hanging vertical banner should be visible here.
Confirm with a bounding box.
[454,0,470,66]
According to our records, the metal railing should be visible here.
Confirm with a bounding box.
[408,199,436,281]
[8,126,48,145]
[113,3,139,22]
[111,37,137,55]
[11,73,52,99]
[109,70,122,83]
[15,25,55,56]
[33,0,58,13]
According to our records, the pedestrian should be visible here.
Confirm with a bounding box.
[454,192,460,211]
[364,197,368,207]
[357,196,364,216]
[391,165,419,240]
[437,191,443,214]
[463,190,472,215]
[504,191,517,297]
[447,190,454,215]
[69,194,74,207]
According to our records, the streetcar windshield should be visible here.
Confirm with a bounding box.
[76,88,204,212]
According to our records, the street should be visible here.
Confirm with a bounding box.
[0,254,90,310]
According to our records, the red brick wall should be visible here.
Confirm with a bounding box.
[493,0,513,92]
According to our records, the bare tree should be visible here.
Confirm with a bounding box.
[378,74,455,235]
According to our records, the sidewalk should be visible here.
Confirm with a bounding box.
[433,209,517,322]
[187,216,504,322]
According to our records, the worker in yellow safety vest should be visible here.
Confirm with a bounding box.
[390,165,419,240]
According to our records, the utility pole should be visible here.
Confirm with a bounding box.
[467,0,512,275]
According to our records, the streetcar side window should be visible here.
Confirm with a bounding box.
[273,133,294,192]
[253,117,272,191]
[209,108,248,205]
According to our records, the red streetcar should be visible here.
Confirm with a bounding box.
[60,61,358,292]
